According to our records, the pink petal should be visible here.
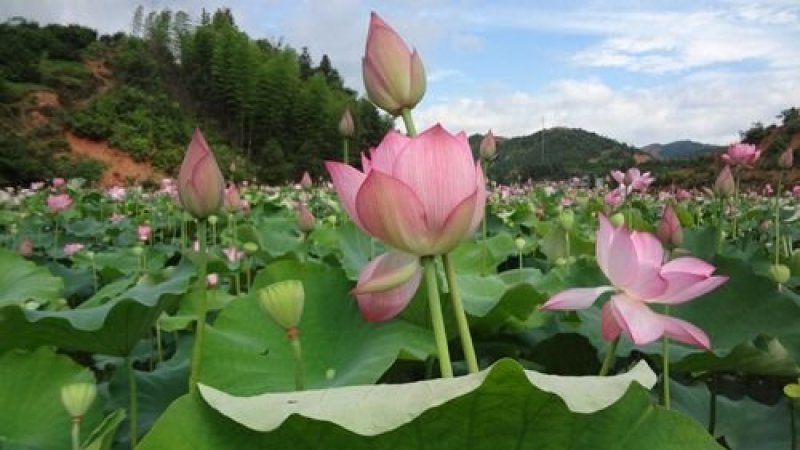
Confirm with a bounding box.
[601,301,622,341]
[467,163,488,234]
[596,214,614,273]
[630,231,664,267]
[352,251,421,294]
[392,124,477,231]
[369,131,410,173]
[661,257,715,277]
[624,263,668,300]
[608,294,664,346]
[661,316,711,349]
[325,161,367,230]
[361,152,372,173]
[429,188,479,255]
[355,170,432,255]
[540,286,615,310]
[651,274,728,304]
[354,254,423,322]
[603,225,638,290]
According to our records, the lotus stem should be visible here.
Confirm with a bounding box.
[422,256,453,377]
[189,219,209,393]
[775,172,784,265]
[598,337,619,376]
[442,253,479,374]
[707,376,717,435]
[342,138,350,164]
[70,417,81,450]
[127,357,138,449]
[400,108,417,137]
[288,328,305,391]
[790,400,797,450]
[662,305,671,410]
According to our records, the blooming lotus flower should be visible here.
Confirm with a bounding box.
[338,106,355,137]
[63,243,84,257]
[177,129,224,219]
[479,130,497,160]
[352,251,422,321]
[326,124,486,256]
[47,193,73,212]
[362,12,426,116]
[541,215,728,349]
[714,165,735,197]
[721,142,761,167]
[611,168,654,193]
[656,204,682,248]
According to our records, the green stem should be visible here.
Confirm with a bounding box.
[480,160,491,276]
[342,138,350,164]
[189,220,209,393]
[791,400,797,450]
[775,172,784,265]
[662,305,671,410]
[708,377,717,435]
[400,108,417,137]
[156,322,163,364]
[422,256,453,377]
[52,219,59,261]
[442,253,479,374]
[716,197,725,253]
[70,418,81,450]
[732,169,740,239]
[289,332,305,391]
[127,357,138,449]
[598,337,619,376]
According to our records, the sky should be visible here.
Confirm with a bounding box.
[4,0,800,146]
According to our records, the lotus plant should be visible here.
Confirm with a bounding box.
[339,106,355,163]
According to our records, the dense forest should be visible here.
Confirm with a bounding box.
[0,7,393,185]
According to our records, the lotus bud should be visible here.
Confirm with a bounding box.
[296,203,316,232]
[514,237,526,252]
[177,129,224,219]
[258,280,305,330]
[779,147,794,169]
[243,241,259,255]
[362,12,426,116]
[61,382,96,418]
[338,106,355,138]
[609,212,625,227]
[208,215,218,226]
[559,209,575,231]
[770,264,791,284]
[479,130,497,160]
[714,165,735,197]
[132,246,144,257]
[656,203,683,248]
[224,183,242,212]
[785,381,800,399]
[52,177,66,189]
[300,171,313,190]
[206,273,219,287]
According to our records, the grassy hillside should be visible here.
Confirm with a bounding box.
[642,140,722,160]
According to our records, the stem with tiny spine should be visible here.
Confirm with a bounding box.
[189,220,208,393]
[598,337,619,376]
[422,256,453,378]
[442,253,479,374]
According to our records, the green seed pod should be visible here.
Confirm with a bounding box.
[514,238,526,252]
[243,242,259,255]
[770,264,791,284]
[258,280,305,330]
[61,382,97,418]
[609,212,625,227]
[559,210,575,230]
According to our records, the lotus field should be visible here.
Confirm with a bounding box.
[2,11,800,450]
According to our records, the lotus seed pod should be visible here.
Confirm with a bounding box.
[559,210,575,230]
[770,264,791,284]
[243,242,259,255]
[258,280,305,330]
[208,214,219,225]
[609,212,625,227]
[785,382,800,399]
[61,382,97,418]
[132,246,144,256]
[514,238,526,252]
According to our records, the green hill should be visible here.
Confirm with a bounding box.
[642,140,722,160]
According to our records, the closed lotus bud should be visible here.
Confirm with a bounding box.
[779,147,794,169]
[609,212,625,227]
[207,273,219,287]
[177,129,224,219]
[770,264,791,284]
[61,382,97,418]
[224,183,242,212]
[714,165,735,197]
[243,241,259,255]
[258,280,305,330]
[514,237,526,252]
[362,12,426,116]
[479,130,497,160]
[296,203,316,232]
[300,171,313,190]
[785,382,800,399]
[656,203,683,248]
[338,106,355,137]
[208,214,219,226]
[559,209,575,230]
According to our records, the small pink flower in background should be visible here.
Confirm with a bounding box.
[52,178,66,189]
[352,251,422,321]
[676,189,692,202]
[300,171,313,190]
[778,147,794,169]
[541,215,728,349]
[338,107,355,138]
[326,124,486,257]
[47,193,73,213]
[137,224,152,242]
[206,273,219,287]
[18,238,33,257]
[224,183,242,212]
[610,168,654,193]
[721,142,761,168]
[763,184,774,196]
[479,130,497,160]
[714,165,735,197]
[296,202,316,232]
[604,188,624,208]
[30,181,45,191]
[63,243,84,257]
[792,185,800,198]
[223,246,244,263]
[561,197,574,207]
[362,12,426,116]
[108,186,126,202]
[656,204,683,248]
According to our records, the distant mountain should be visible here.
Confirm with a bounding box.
[642,140,723,160]
[471,127,639,183]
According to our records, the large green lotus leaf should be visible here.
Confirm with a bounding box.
[458,268,544,320]
[83,409,125,450]
[309,221,380,280]
[672,338,799,377]
[670,379,791,450]
[0,262,193,355]
[198,259,435,395]
[240,214,303,257]
[140,359,721,450]
[0,248,63,306]
[0,348,103,450]
[448,233,517,274]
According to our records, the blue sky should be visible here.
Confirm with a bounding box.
[5,0,800,146]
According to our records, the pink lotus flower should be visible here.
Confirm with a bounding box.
[611,168,655,193]
[792,185,800,198]
[300,171,313,190]
[714,165,735,197]
[63,243,84,257]
[352,251,422,321]
[656,204,683,248]
[47,193,73,212]
[224,183,242,212]
[721,142,761,168]
[326,124,486,256]
[223,246,244,263]
[107,186,126,202]
[296,202,316,232]
[206,273,219,287]
[604,188,624,208]
[137,224,151,242]
[479,130,497,160]
[177,129,224,219]
[541,215,728,349]
[676,189,692,202]
[52,178,66,188]
[339,106,355,137]
[362,12,426,116]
